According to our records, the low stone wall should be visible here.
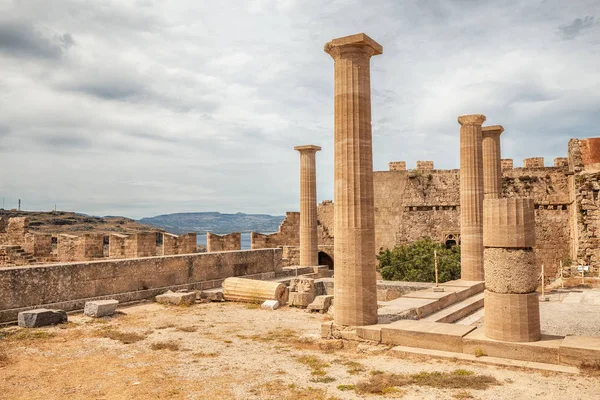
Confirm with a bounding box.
[207,232,241,252]
[0,248,282,323]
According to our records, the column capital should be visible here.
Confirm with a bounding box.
[294,145,321,153]
[324,33,383,59]
[458,114,486,126]
[482,125,504,137]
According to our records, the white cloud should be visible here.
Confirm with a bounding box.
[0,0,598,217]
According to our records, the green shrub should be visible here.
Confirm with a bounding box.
[377,237,461,282]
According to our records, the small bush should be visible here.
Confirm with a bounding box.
[377,237,460,282]
[97,329,146,344]
[336,384,355,391]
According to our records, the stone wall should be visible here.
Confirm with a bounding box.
[0,248,282,322]
[250,212,300,249]
[58,233,104,262]
[23,233,52,259]
[163,232,198,255]
[207,232,241,252]
[7,217,28,246]
[109,234,128,258]
[124,232,156,258]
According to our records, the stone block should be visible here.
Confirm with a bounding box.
[501,159,513,170]
[199,291,224,302]
[355,325,382,343]
[483,198,536,248]
[155,290,196,306]
[307,295,333,313]
[84,299,119,317]
[523,157,544,168]
[484,290,541,342]
[261,300,279,310]
[289,277,315,293]
[416,160,434,170]
[559,335,600,366]
[380,320,476,352]
[388,161,406,171]
[18,308,67,328]
[289,292,314,308]
[484,248,537,293]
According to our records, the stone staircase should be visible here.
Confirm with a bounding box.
[0,245,38,267]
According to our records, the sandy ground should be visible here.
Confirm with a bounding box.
[1,301,598,400]
[540,287,600,337]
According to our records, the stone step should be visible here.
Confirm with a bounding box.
[380,320,477,352]
[389,346,579,374]
[422,292,484,323]
[454,308,484,326]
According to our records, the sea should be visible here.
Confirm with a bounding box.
[196,232,252,250]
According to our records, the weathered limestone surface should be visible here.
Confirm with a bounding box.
[416,161,434,171]
[18,308,67,328]
[250,212,300,249]
[482,125,503,199]
[222,277,288,304]
[261,300,280,310]
[484,248,537,293]
[156,290,196,306]
[501,159,513,170]
[0,248,282,322]
[84,299,118,317]
[483,198,536,248]
[524,157,545,168]
[207,232,241,252]
[295,145,321,267]
[484,290,541,342]
[325,32,382,326]
[459,114,486,281]
[307,295,334,313]
[483,198,540,342]
[389,161,406,171]
[58,233,104,262]
[289,277,316,308]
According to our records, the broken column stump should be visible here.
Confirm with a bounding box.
[155,290,197,306]
[18,309,68,328]
[222,277,288,304]
[307,295,334,313]
[84,299,119,318]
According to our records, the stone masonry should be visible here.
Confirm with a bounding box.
[458,114,486,281]
[483,197,540,342]
[206,232,240,252]
[482,125,503,199]
[295,145,321,267]
[325,33,382,326]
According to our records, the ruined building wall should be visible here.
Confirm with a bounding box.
[250,212,300,249]
[57,233,104,262]
[206,232,241,252]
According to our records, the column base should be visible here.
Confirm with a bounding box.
[484,290,541,342]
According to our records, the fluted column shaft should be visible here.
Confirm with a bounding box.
[325,33,382,326]
[458,114,486,281]
[295,145,321,267]
[482,125,504,199]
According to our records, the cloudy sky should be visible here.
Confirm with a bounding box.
[0,0,598,218]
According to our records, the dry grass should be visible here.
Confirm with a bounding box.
[297,355,330,376]
[0,348,10,367]
[156,323,176,329]
[453,390,475,399]
[310,376,336,383]
[580,361,600,376]
[344,360,365,375]
[355,369,500,394]
[176,326,197,333]
[250,380,339,400]
[336,384,355,391]
[193,351,219,357]
[0,329,57,342]
[150,341,181,351]
[96,329,146,344]
[474,348,487,358]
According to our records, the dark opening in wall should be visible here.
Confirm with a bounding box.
[318,252,334,270]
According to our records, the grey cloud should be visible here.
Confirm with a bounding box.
[0,19,73,59]
[36,134,92,149]
[558,16,597,40]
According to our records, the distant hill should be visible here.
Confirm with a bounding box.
[0,210,161,235]
[138,212,285,235]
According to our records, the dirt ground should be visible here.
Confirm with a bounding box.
[0,301,598,400]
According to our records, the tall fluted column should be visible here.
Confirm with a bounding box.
[482,125,504,199]
[325,33,382,326]
[458,114,486,281]
[294,145,321,267]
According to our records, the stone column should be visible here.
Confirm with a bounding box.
[325,33,382,326]
[483,198,540,342]
[482,125,504,199]
[294,145,321,267]
[458,114,486,281]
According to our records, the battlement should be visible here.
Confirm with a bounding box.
[501,159,513,170]
[389,161,406,171]
[554,157,569,167]
[206,232,240,252]
[416,160,434,171]
[523,157,545,168]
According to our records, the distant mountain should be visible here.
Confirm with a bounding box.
[138,212,285,235]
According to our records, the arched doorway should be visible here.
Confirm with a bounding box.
[318,251,334,270]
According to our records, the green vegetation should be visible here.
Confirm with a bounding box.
[377,237,461,282]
